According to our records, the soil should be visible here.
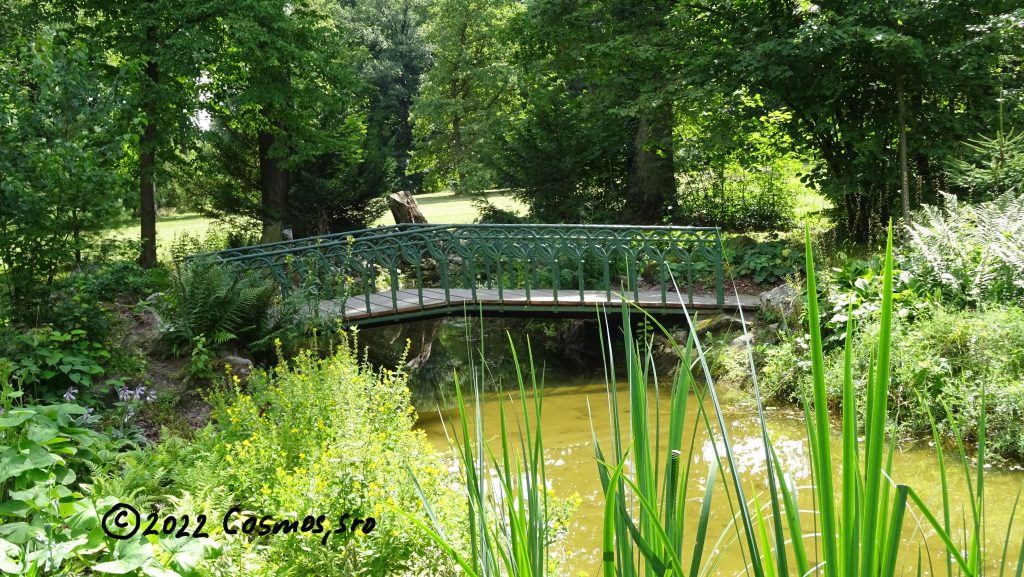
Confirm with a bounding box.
[115,303,213,440]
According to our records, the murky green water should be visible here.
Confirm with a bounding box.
[368,319,1024,576]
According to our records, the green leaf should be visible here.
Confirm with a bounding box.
[163,537,220,575]
[92,538,155,574]
[0,537,22,574]
[0,501,31,517]
[0,443,58,484]
[0,411,36,429]
[0,522,45,545]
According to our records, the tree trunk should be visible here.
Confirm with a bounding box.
[258,116,290,243]
[626,102,675,224]
[139,56,158,269]
[388,190,428,224]
[452,113,465,190]
[897,78,911,224]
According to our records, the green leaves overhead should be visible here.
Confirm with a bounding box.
[674,0,1024,240]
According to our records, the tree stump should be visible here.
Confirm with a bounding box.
[388,190,428,224]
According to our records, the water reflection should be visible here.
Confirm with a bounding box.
[418,382,1024,576]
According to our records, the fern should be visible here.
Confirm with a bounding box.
[159,257,280,354]
[904,191,1024,306]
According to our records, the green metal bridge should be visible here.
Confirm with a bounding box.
[194,223,758,326]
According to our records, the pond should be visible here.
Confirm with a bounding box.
[365,318,1024,576]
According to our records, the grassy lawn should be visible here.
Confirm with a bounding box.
[109,213,216,259]
[372,190,526,225]
[109,189,825,256]
[106,191,526,259]
[793,189,831,218]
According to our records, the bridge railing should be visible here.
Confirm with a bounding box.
[193,224,724,323]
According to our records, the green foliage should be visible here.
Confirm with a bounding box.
[672,162,797,231]
[0,27,132,311]
[166,222,260,264]
[184,335,218,384]
[158,259,281,357]
[411,0,521,193]
[0,396,219,576]
[765,301,1024,463]
[0,327,129,403]
[196,0,370,240]
[726,238,804,286]
[130,339,460,575]
[345,0,431,192]
[828,305,1024,462]
[903,191,1024,307]
[819,254,931,346]
[945,128,1024,199]
[675,0,1024,241]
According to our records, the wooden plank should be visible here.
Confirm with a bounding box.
[331,285,760,324]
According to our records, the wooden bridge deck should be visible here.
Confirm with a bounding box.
[321,288,760,325]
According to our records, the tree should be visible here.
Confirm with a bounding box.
[0,27,131,310]
[674,0,1024,240]
[198,0,370,241]
[410,0,522,193]
[345,0,432,191]
[73,0,221,267]
[483,0,682,224]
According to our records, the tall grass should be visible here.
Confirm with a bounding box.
[406,225,1023,576]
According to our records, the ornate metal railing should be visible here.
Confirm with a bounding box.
[191,224,724,324]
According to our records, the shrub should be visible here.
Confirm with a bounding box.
[813,305,1024,462]
[944,129,1024,199]
[0,375,218,575]
[725,238,804,285]
[903,191,1024,307]
[122,337,460,576]
[818,254,932,347]
[167,220,260,264]
[671,160,797,231]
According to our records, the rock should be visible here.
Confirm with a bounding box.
[122,306,164,355]
[222,355,254,382]
[670,329,689,345]
[694,314,749,337]
[730,333,754,348]
[759,284,799,318]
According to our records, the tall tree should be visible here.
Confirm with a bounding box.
[201,0,368,241]
[675,0,1023,240]
[74,0,220,267]
[491,0,681,223]
[345,0,431,190]
[410,0,522,193]
[0,25,131,309]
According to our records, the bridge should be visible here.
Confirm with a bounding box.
[193,223,758,326]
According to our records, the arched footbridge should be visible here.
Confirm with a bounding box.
[192,224,759,327]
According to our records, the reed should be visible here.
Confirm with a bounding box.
[406,225,1024,576]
